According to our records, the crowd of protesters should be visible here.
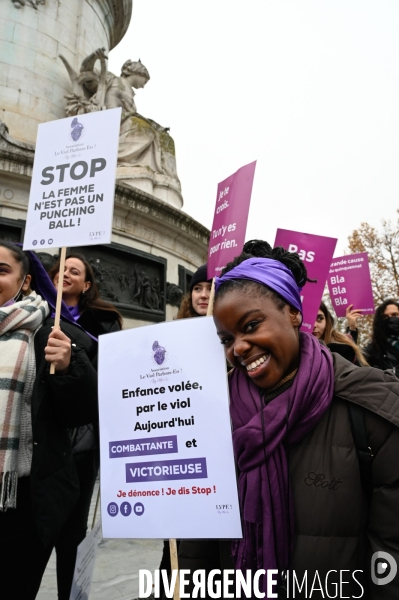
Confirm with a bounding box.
[1,239,399,599]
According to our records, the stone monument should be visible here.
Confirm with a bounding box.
[0,0,208,326]
[59,49,183,209]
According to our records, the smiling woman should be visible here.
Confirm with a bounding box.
[47,253,122,599]
[0,242,98,599]
[209,239,399,598]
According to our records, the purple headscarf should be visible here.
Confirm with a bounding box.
[215,257,303,315]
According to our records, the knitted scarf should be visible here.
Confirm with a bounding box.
[229,333,334,595]
[0,292,49,510]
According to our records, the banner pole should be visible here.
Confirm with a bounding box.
[169,538,180,600]
[207,278,215,317]
[50,246,67,375]
[91,487,101,529]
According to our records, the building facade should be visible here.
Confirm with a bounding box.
[0,0,208,326]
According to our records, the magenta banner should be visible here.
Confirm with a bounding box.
[328,252,375,317]
[207,161,256,279]
[274,229,337,333]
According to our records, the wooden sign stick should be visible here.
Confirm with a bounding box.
[206,278,215,317]
[50,246,67,375]
[169,538,180,600]
[91,487,101,529]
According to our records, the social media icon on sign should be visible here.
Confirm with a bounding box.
[121,501,132,516]
[107,502,119,517]
[134,502,145,516]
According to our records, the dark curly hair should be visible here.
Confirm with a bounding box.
[0,241,30,278]
[214,239,309,311]
[48,253,122,328]
[176,292,199,319]
[369,298,399,358]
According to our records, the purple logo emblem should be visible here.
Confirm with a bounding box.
[71,117,84,141]
[134,502,145,516]
[152,341,166,365]
[107,502,118,517]
[120,501,132,516]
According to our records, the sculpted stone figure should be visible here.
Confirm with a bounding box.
[59,50,182,207]
[11,0,44,7]
[59,48,108,115]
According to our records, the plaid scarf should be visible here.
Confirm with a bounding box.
[0,292,49,510]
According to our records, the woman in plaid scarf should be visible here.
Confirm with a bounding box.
[0,241,98,599]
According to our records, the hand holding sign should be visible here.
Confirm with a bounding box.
[23,109,121,373]
[346,304,364,331]
[328,252,374,317]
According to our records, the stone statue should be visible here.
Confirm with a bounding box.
[11,0,44,7]
[59,48,108,115]
[59,49,182,207]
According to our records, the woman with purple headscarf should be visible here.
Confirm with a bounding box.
[209,240,399,599]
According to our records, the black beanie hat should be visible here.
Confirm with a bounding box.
[189,264,210,292]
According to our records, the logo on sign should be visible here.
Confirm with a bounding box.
[107,502,119,517]
[152,341,166,365]
[71,117,84,141]
[120,502,132,517]
[134,502,145,516]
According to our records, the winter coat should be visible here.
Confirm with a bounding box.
[363,342,399,378]
[178,353,399,600]
[30,317,98,547]
[69,308,121,457]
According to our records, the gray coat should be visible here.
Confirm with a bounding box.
[178,354,399,599]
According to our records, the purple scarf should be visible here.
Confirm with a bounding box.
[229,333,334,591]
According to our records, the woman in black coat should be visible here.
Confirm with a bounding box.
[0,242,98,600]
[363,299,399,377]
[48,253,122,600]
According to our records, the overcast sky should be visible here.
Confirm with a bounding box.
[109,1,399,256]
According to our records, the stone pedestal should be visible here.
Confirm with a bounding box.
[1,0,131,144]
[0,1,209,325]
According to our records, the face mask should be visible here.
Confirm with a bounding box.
[383,316,399,336]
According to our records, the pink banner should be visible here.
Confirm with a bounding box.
[207,161,256,279]
[274,229,337,333]
[328,252,375,317]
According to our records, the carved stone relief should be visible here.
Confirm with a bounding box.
[71,243,167,321]
[165,283,183,308]
[11,0,44,8]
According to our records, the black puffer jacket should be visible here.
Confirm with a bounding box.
[69,308,121,456]
[363,342,399,378]
[30,318,97,547]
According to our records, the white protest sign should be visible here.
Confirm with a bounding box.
[23,108,121,250]
[69,522,102,600]
[98,318,242,540]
